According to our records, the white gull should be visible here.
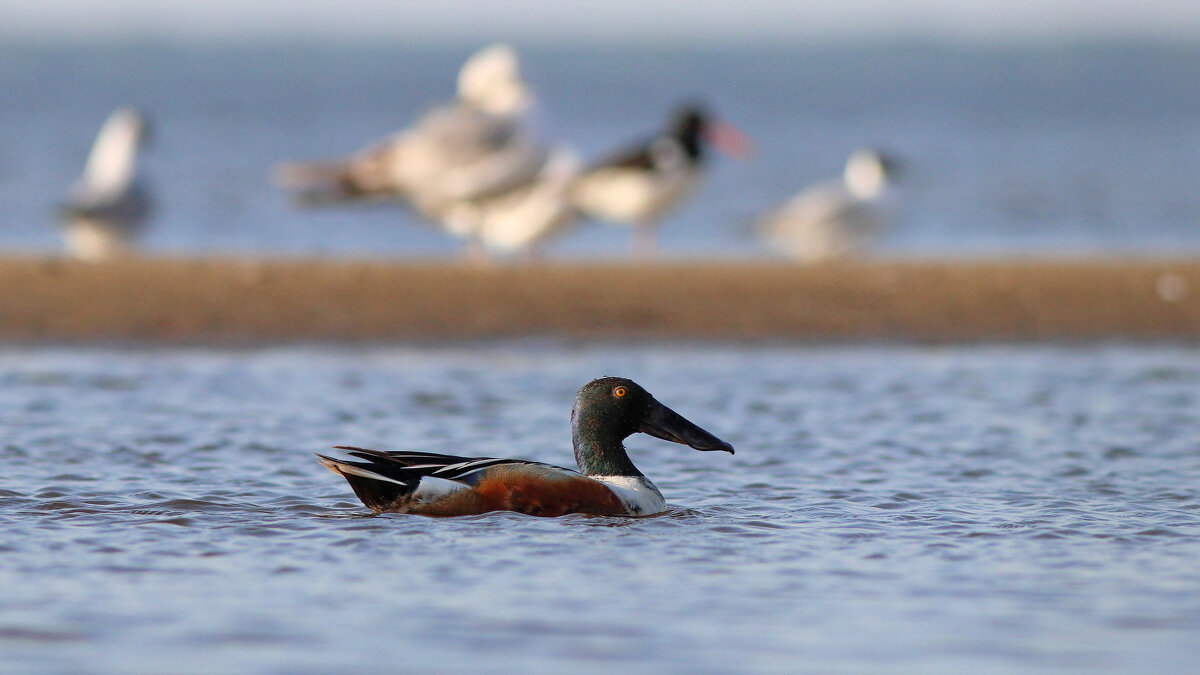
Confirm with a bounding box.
[59,108,153,261]
[760,148,900,262]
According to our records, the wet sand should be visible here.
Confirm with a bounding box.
[3,257,1199,343]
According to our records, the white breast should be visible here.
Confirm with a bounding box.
[594,475,667,516]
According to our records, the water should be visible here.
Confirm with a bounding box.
[3,43,1200,258]
[1,344,1199,672]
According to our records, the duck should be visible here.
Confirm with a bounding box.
[273,44,549,223]
[59,107,153,261]
[316,377,733,517]
[759,148,900,262]
[570,103,749,258]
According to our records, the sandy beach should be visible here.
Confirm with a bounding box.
[1,257,1197,343]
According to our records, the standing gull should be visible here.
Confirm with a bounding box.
[571,103,749,258]
[273,44,550,234]
[59,108,153,261]
[760,149,900,262]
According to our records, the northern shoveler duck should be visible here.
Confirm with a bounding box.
[760,148,901,262]
[571,103,750,258]
[59,107,153,261]
[317,377,733,517]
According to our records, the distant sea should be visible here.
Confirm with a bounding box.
[2,42,1199,259]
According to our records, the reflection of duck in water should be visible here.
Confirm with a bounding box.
[59,108,153,261]
[317,377,733,517]
[273,44,549,228]
[571,103,750,258]
[760,149,900,262]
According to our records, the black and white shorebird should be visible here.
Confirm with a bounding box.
[759,148,900,262]
[273,43,553,256]
[59,108,153,261]
[571,103,749,258]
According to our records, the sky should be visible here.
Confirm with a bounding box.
[2,0,1199,45]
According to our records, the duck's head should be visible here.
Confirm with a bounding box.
[571,377,733,477]
[668,103,752,162]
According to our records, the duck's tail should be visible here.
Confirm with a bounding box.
[316,448,422,512]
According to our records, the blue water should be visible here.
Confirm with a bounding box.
[1,344,1199,672]
[3,43,1200,258]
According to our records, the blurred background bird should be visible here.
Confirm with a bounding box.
[570,103,750,259]
[58,107,153,262]
[272,43,560,259]
[759,148,900,262]
[440,147,582,260]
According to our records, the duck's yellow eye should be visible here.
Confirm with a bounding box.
[613,386,627,398]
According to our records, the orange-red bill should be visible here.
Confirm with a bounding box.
[705,120,754,160]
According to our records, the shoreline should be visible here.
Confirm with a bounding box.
[2,257,1198,343]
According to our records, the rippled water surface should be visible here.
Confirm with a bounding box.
[2,344,1200,673]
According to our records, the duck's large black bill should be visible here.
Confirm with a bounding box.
[639,399,734,454]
